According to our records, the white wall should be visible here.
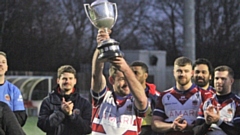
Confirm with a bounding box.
[165,66,175,90]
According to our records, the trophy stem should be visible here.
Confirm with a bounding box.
[104,28,111,35]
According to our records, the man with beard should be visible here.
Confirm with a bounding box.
[37,65,92,135]
[193,58,215,93]
[193,66,240,135]
[130,61,160,135]
[90,29,148,135]
[152,56,212,135]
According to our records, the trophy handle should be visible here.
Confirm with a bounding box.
[112,3,118,27]
[84,4,98,28]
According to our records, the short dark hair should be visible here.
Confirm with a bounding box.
[130,61,149,73]
[174,56,192,66]
[193,58,213,73]
[57,65,76,78]
[214,65,234,78]
[0,51,7,59]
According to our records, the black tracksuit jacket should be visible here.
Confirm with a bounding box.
[37,86,92,135]
[0,101,26,135]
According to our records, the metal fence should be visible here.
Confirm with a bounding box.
[7,69,92,90]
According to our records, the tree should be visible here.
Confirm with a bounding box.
[1,0,240,79]
[195,0,240,77]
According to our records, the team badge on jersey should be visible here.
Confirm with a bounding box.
[192,100,198,105]
[5,94,10,101]
[126,104,132,113]
[224,108,234,122]
[227,108,233,114]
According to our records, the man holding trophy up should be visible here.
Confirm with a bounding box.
[85,0,148,134]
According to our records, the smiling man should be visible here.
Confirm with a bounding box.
[130,61,160,135]
[0,51,27,126]
[37,65,92,135]
[152,56,213,135]
[192,58,215,93]
[193,65,240,135]
[90,29,148,135]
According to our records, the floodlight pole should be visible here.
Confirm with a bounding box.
[183,0,195,61]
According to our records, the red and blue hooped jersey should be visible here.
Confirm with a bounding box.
[91,88,147,135]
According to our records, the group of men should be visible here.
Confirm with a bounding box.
[36,29,240,135]
[152,57,240,135]
[35,29,159,135]
[1,28,240,135]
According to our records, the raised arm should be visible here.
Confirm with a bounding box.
[91,49,106,93]
[91,29,109,93]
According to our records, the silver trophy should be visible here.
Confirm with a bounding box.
[84,0,123,61]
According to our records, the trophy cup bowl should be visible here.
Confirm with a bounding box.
[84,0,123,62]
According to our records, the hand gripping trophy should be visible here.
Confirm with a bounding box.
[84,0,124,61]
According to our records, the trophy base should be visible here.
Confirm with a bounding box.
[97,39,124,62]
[98,50,124,62]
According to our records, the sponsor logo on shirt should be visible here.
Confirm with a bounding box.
[165,102,178,106]
[17,95,23,101]
[168,109,198,117]
[102,113,134,126]
[167,95,171,100]
[126,104,132,113]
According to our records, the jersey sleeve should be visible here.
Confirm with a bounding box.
[233,98,240,124]
[200,90,213,102]
[91,87,107,107]
[133,98,148,117]
[152,93,166,118]
[12,87,25,111]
